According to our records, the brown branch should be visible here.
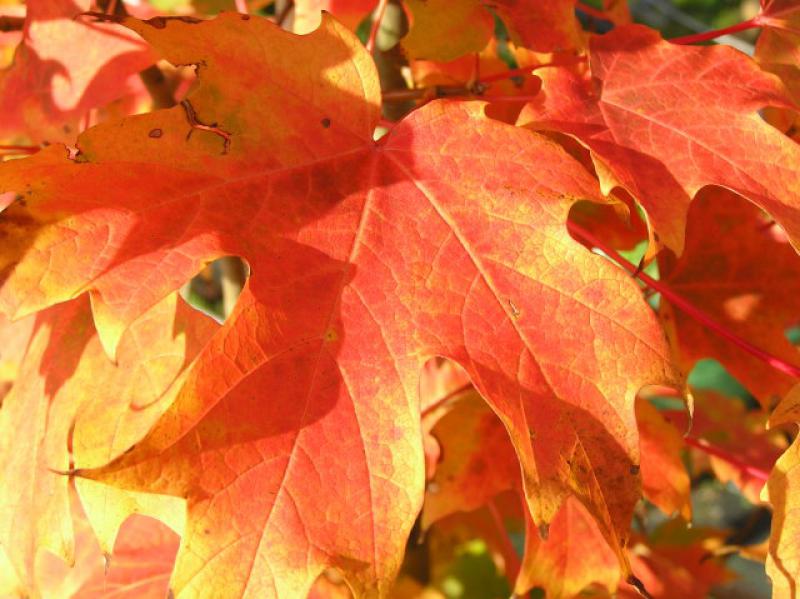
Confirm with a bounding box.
[0,15,24,32]
[382,85,473,103]
[97,0,176,109]
[276,0,294,27]
[219,257,247,318]
[382,60,581,104]
[140,65,176,109]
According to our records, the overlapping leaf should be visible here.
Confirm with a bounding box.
[0,293,215,593]
[492,0,583,53]
[517,496,620,597]
[35,493,179,599]
[0,12,680,597]
[619,522,733,598]
[519,25,800,254]
[0,0,155,143]
[689,391,784,504]
[401,0,495,61]
[293,0,375,34]
[659,188,800,403]
[421,391,519,529]
[761,385,800,594]
[635,398,691,519]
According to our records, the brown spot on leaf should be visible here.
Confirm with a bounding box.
[241,14,250,20]
[145,15,201,29]
[630,464,640,475]
[626,574,653,599]
[321,117,331,128]
[147,16,167,28]
[181,99,231,155]
[538,522,550,540]
[149,128,163,138]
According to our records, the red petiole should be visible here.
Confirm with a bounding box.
[567,221,800,380]
[684,436,771,482]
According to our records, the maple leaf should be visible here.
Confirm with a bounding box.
[35,491,179,599]
[0,292,215,593]
[422,501,520,596]
[68,513,179,599]
[302,0,584,59]
[754,1,800,138]
[658,188,800,403]
[598,0,631,26]
[493,0,584,53]
[568,196,647,253]
[0,13,677,596]
[688,391,784,505]
[518,25,800,254]
[757,0,800,69]
[618,522,734,599]
[763,385,800,596]
[421,391,520,529]
[0,0,155,143]
[635,398,691,520]
[517,496,620,597]
[402,0,495,61]
[292,0,375,34]
[408,40,568,124]
[0,311,34,401]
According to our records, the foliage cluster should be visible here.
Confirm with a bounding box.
[1,0,800,598]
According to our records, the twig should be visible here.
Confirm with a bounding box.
[219,256,247,318]
[567,221,800,379]
[275,0,294,27]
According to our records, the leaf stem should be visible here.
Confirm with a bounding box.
[420,382,473,418]
[382,60,578,103]
[669,18,761,45]
[487,499,521,586]
[567,221,800,379]
[575,1,609,21]
[684,436,770,482]
[0,144,41,155]
[366,0,389,53]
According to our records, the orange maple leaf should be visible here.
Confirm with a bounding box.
[0,293,215,594]
[519,25,800,254]
[0,13,678,597]
[659,188,800,404]
[0,0,155,143]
